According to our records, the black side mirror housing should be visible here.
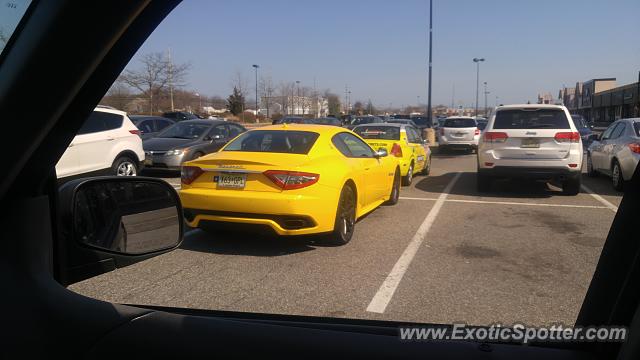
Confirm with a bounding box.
[57,177,183,286]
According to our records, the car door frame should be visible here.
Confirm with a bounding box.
[3,1,640,359]
[592,122,618,172]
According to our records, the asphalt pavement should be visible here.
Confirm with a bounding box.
[70,150,620,326]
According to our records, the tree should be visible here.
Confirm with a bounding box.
[353,101,364,115]
[227,86,245,116]
[325,91,341,116]
[118,52,190,114]
[0,28,8,53]
[100,83,133,111]
[366,99,376,115]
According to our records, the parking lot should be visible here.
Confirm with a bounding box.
[70,149,621,326]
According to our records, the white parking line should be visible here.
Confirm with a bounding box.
[399,197,610,210]
[366,172,461,314]
[581,184,618,213]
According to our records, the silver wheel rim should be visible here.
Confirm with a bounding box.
[613,164,620,186]
[117,161,136,176]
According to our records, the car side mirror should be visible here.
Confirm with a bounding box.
[213,134,224,140]
[57,177,183,286]
[374,148,388,158]
[422,139,428,145]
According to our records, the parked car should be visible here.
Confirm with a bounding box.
[587,118,640,190]
[272,116,313,125]
[477,104,583,195]
[129,115,175,140]
[437,116,480,153]
[162,111,198,121]
[345,116,385,130]
[387,118,418,127]
[570,114,594,146]
[143,119,247,170]
[56,107,145,178]
[312,117,343,126]
[476,118,488,131]
[353,123,431,186]
[179,124,401,245]
[409,115,432,129]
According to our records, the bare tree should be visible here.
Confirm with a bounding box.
[259,75,274,118]
[100,83,133,111]
[118,52,190,115]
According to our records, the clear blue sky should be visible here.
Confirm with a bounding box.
[130,0,640,108]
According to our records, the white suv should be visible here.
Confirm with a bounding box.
[56,107,145,178]
[437,116,480,153]
[477,104,583,195]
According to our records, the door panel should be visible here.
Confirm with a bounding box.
[55,139,80,177]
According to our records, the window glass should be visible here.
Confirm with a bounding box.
[444,118,477,128]
[228,124,244,138]
[0,0,31,56]
[157,123,209,139]
[493,109,569,129]
[137,120,154,133]
[156,119,173,131]
[601,123,618,140]
[209,125,230,138]
[353,126,400,140]
[224,131,319,154]
[77,111,122,135]
[337,133,374,158]
[610,123,626,139]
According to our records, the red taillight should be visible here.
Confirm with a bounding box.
[475,129,481,136]
[568,164,578,168]
[129,129,141,135]
[181,166,204,185]
[484,132,508,143]
[554,132,580,143]
[628,143,640,154]
[264,170,319,190]
[390,143,403,157]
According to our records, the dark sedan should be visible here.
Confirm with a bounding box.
[571,114,594,146]
[142,119,246,170]
[345,116,386,130]
[312,117,342,126]
[130,115,175,140]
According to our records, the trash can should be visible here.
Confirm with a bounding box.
[423,128,436,145]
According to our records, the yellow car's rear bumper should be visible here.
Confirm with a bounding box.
[180,185,339,236]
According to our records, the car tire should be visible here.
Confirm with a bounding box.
[326,185,356,245]
[586,152,598,177]
[612,160,624,191]
[384,168,401,205]
[402,163,414,186]
[421,155,431,175]
[477,172,491,192]
[562,176,581,196]
[112,156,138,176]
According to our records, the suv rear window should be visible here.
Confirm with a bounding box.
[77,111,123,135]
[444,118,476,128]
[223,130,319,154]
[353,126,400,140]
[494,109,570,129]
[634,122,640,137]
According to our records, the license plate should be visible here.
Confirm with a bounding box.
[521,138,540,148]
[215,173,246,188]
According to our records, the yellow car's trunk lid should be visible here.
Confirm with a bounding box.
[187,151,311,192]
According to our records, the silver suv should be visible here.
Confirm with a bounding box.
[477,104,583,195]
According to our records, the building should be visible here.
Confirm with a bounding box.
[561,77,639,126]
[537,92,554,104]
[261,95,329,118]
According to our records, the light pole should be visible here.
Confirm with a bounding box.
[296,80,301,116]
[195,92,201,114]
[483,82,489,117]
[252,64,259,122]
[473,58,485,117]
[426,0,433,126]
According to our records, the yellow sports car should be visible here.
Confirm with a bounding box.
[353,123,431,186]
[179,124,401,244]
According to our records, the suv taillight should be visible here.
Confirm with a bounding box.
[628,143,640,154]
[181,166,204,185]
[129,130,141,135]
[475,129,481,136]
[264,170,319,190]
[483,132,508,143]
[554,132,580,143]
[390,143,403,157]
